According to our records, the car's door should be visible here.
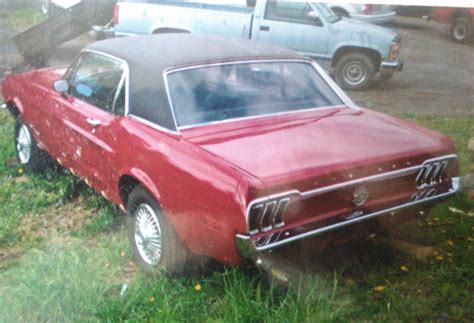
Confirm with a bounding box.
[253,1,329,62]
[56,52,126,193]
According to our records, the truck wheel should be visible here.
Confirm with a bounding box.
[127,185,187,275]
[451,17,472,43]
[14,119,49,172]
[334,53,375,91]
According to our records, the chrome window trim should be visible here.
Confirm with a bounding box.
[244,154,458,233]
[178,105,348,130]
[128,114,180,136]
[237,176,460,252]
[163,59,358,131]
[64,49,131,117]
[112,71,127,115]
[82,49,131,117]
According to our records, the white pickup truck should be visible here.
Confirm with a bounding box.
[112,0,403,90]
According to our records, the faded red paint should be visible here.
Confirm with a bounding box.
[2,67,458,265]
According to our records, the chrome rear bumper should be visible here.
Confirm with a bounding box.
[236,177,460,258]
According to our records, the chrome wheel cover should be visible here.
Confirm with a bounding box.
[453,24,467,41]
[17,124,32,164]
[134,203,163,265]
[343,61,367,86]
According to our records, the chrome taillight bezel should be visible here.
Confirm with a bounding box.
[246,192,297,235]
[415,155,455,189]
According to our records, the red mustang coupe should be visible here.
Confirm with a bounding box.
[1,35,460,273]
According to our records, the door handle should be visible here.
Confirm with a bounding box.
[86,118,101,127]
[260,26,270,32]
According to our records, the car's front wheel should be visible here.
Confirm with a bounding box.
[127,185,187,275]
[14,119,49,172]
[334,52,375,91]
[451,16,472,43]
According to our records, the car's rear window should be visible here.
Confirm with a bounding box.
[166,61,344,128]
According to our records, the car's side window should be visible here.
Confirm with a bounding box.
[265,1,322,26]
[68,53,126,115]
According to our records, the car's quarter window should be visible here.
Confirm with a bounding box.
[265,0,321,26]
[67,53,126,115]
[166,61,344,128]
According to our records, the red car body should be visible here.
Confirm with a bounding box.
[1,35,460,268]
[432,7,474,43]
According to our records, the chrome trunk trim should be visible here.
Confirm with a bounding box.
[237,177,460,253]
[245,154,458,233]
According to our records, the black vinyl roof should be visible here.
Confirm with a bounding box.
[85,34,308,131]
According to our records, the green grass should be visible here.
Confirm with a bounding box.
[0,6,46,32]
[0,109,472,321]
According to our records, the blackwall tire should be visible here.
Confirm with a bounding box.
[451,17,472,44]
[334,52,375,91]
[127,185,187,275]
[14,119,49,172]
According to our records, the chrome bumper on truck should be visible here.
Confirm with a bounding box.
[380,59,404,75]
[236,154,460,258]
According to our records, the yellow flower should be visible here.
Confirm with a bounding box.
[436,255,444,261]
[447,240,454,246]
[17,168,24,175]
[373,285,386,292]
[194,283,202,292]
[400,265,409,272]
[148,297,155,302]
[120,251,126,257]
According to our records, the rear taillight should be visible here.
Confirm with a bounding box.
[248,196,292,234]
[363,4,372,14]
[113,4,119,25]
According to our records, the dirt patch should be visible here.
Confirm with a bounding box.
[20,197,93,240]
[375,237,436,260]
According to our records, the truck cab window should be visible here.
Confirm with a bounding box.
[265,1,321,26]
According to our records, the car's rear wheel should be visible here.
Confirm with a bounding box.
[334,52,375,91]
[14,119,49,172]
[127,185,187,275]
[451,17,472,43]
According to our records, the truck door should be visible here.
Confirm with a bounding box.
[253,1,329,64]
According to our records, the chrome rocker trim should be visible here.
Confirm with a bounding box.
[236,177,460,255]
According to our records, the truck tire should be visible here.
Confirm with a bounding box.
[127,185,188,275]
[14,118,50,172]
[451,16,472,43]
[334,52,375,91]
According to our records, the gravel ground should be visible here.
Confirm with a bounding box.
[1,16,473,116]
[349,17,473,117]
